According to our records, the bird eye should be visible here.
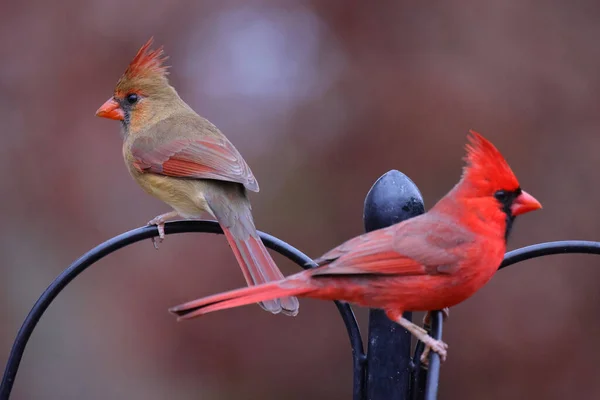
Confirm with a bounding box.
[126,93,139,104]
[494,190,508,202]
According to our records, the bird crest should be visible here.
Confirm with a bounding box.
[461,130,520,194]
[121,37,169,81]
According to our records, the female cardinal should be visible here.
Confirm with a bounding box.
[169,131,542,361]
[95,38,299,316]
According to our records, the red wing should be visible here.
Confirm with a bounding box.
[312,215,475,277]
[314,228,396,266]
[131,135,259,192]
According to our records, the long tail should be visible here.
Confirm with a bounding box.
[169,280,310,321]
[207,187,300,316]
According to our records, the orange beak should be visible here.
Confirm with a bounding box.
[511,190,542,216]
[95,98,125,121]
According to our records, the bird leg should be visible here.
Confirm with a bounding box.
[418,308,451,368]
[389,312,448,363]
[147,211,180,249]
[423,308,450,331]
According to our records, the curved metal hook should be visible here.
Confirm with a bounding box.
[5,225,599,400]
[0,220,366,400]
[500,240,600,269]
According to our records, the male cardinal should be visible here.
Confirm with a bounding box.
[95,38,299,316]
[169,131,542,361]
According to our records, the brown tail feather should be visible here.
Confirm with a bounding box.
[169,281,309,320]
[206,184,300,316]
[222,227,300,316]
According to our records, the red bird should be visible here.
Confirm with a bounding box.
[169,131,542,361]
[95,39,299,316]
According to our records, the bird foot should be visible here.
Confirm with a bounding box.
[420,336,448,365]
[147,211,179,249]
[390,313,449,368]
[148,220,165,249]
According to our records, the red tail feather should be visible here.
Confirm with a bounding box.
[170,280,309,320]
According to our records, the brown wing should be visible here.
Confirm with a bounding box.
[312,214,476,277]
[130,117,259,192]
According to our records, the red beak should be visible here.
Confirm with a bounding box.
[511,190,542,216]
[95,98,124,121]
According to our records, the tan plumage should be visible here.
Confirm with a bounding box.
[96,38,299,316]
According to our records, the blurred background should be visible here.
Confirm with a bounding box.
[2,0,600,399]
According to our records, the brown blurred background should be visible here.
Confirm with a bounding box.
[2,0,600,399]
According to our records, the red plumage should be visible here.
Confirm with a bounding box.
[169,131,542,361]
[130,135,259,192]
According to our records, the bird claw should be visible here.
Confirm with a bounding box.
[147,217,167,250]
[151,236,163,250]
[420,337,448,365]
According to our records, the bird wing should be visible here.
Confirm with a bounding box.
[312,214,476,277]
[130,119,258,192]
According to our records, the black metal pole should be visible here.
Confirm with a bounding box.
[363,170,425,400]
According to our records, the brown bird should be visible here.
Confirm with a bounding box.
[95,38,299,316]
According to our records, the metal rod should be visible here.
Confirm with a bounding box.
[363,170,425,400]
[0,220,366,400]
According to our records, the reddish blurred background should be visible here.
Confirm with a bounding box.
[2,1,600,399]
